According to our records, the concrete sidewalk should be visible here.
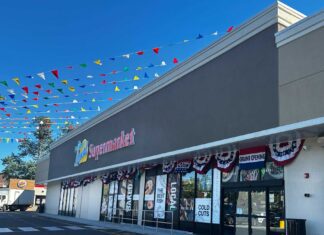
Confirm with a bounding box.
[39,213,192,235]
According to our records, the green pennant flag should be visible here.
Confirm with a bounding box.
[43,97,49,100]
[0,81,8,87]
[44,104,48,107]
[80,64,87,68]
[48,82,55,88]
[123,67,129,72]
[57,88,64,94]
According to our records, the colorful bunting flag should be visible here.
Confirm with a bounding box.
[80,64,87,68]
[114,86,120,92]
[0,81,8,87]
[22,87,29,94]
[12,78,20,86]
[133,75,140,81]
[153,47,159,54]
[61,80,68,85]
[173,58,179,64]
[51,70,59,79]
[94,59,102,66]
[68,87,75,92]
[37,72,46,80]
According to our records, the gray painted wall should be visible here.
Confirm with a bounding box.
[35,157,49,183]
[48,25,279,180]
[279,27,324,125]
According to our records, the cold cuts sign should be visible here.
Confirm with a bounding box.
[154,175,167,219]
[195,198,211,223]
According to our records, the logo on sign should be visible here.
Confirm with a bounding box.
[17,180,27,189]
[74,139,89,167]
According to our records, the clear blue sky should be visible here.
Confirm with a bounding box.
[0,0,322,170]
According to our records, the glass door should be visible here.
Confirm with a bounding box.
[251,190,266,235]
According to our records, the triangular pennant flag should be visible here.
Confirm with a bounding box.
[7,89,15,94]
[79,85,86,88]
[0,81,8,87]
[114,86,120,92]
[68,87,75,92]
[196,34,203,39]
[22,99,27,103]
[148,63,154,68]
[109,57,115,61]
[26,109,31,114]
[99,74,106,77]
[43,97,49,100]
[57,88,64,94]
[61,80,68,85]
[227,26,234,33]
[66,66,73,69]
[101,80,107,85]
[81,107,86,112]
[173,58,179,64]
[8,95,15,100]
[80,64,87,68]
[136,51,144,55]
[21,93,28,98]
[0,96,5,101]
[37,72,46,80]
[72,99,78,103]
[51,70,59,79]
[97,106,101,111]
[133,75,140,81]
[87,75,93,79]
[212,31,218,36]
[48,83,55,88]
[12,77,20,86]
[123,67,129,72]
[25,75,33,79]
[144,72,149,78]
[94,59,102,66]
[153,47,159,54]
[161,61,167,66]
[74,78,80,81]
[133,85,139,90]
[92,98,96,102]
[33,91,39,96]
[33,97,38,101]
[108,97,113,101]
[45,89,51,94]
[35,84,41,89]
[136,67,142,71]
[21,86,28,94]
[32,105,39,108]
[5,114,10,117]
[154,73,160,78]
[122,54,130,59]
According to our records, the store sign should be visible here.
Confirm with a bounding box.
[239,146,266,170]
[167,174,179,211]
[195,198,211,223]
[125,182,133,212]
[17,180,27,189]
[212,169,221,224]
[154,175,167,219]
[74,128,135,167]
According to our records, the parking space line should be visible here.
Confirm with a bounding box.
[0,228,13,233]
[18,227,39,232]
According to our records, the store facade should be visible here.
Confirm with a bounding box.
[36,3,324,235]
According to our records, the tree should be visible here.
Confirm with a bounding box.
[59,121,75,137]
[1,116,53,180]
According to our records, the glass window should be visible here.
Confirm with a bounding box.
[180,171,195,222]
[132,176,140,219]
[195,170,212,223]
[240,169,260,182]
[196,170,212,198]
[222,166,239,183]
[100,184,109,221]
[261,162,284,180]
[117,180,127,215]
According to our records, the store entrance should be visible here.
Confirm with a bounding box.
[222,187,285,235]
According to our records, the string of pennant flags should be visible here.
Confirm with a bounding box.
[0,27,235,142]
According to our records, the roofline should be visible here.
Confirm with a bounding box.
[45,116,324,183]
[276,9,324,47]
[50,1,305,150]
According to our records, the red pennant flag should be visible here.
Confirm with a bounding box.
[173,58,179,64]
[33,91,39,96]
[101,80,107,85]
[6,114,10,117]
[54,104,59,107]
[136,51,144,55]
[227,26,234,33]
[99,74,106,77]
[22,99,27,103]
[51,69,59,78]
[33,97,39,101]
[153,48,159,54]
[35,84,41,89]
[45,89,51,94]
[112,70,117,74]
[22,86,29,94]
[0,108,5,111]
[108,97,113,101]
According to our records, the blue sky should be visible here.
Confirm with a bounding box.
[0,0,323,170]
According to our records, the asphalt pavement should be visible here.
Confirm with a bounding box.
[0,212,141,235]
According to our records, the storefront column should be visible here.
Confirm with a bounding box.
[137,171,145,225]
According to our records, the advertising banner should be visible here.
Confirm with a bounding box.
[125,180,133,213]
[154,175,167,219]
[144,176,155,210]
[212,169,221,224]
[239,146,266,170]
[195,198,211,223]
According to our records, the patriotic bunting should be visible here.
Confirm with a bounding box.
[214,151,238,173]
[174,159,192,173]
[269,139,305,166]
[193,155,212,174]
[162,160,176,174]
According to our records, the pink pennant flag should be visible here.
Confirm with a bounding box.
[51,70,59,79]
[227,26,234,33]
[173,58,179,64]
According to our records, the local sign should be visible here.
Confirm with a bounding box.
[74,128,135,167]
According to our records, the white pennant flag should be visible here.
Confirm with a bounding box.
[212,31,218,36]
[161,61,167,66]
[37,72,46,80]
[7,89,15,94]
[154,73,160,78]
[133,85,139,90]
[122,54,130,59]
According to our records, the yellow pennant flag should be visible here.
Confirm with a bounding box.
[26,109,31,114]
[136,67,142,70]
[133,75,140,81]
[61,80,68,85]
[81,107,86,112]
[68,86,75,92]
[94,59,102,66]
[114,86,120,92]
[32,105,39,108]
[12,77,20,86]
[6,138,10,143]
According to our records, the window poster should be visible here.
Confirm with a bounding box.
[180,198,194,221]
[195,198,211,223]
[125,180,133,213]
[144,176,155,210]
[212,168,221,224]
[154,175,167,219]
[117,180,127,215]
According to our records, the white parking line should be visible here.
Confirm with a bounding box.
[0,228,12,233]
[18,227,39,232]
[43,226,64,231]
[84,225,105,230]
[64,226,85,230]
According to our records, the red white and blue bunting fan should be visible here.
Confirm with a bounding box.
[193,155,212,174]
[124,168,137,179]
[214,151,238,173]
[108,171,118,182]
[269,139,305,166]
[69,179,81,188]
[82,175,97,186]
[174,159,192,173]
[101,174,110,184]
[162,160,176,174]
[239,146,266,170]
[117,170,126,181]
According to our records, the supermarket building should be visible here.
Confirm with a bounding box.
[36,2,324,235]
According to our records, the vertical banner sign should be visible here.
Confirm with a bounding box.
[113,181,118,216]
[107,182,115,220]
[125,180,133,213]
[167,174,180,222]
[195,198,211,223]
[212,168,221,224]
[144,176,155,210]
[154,175,167,219]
